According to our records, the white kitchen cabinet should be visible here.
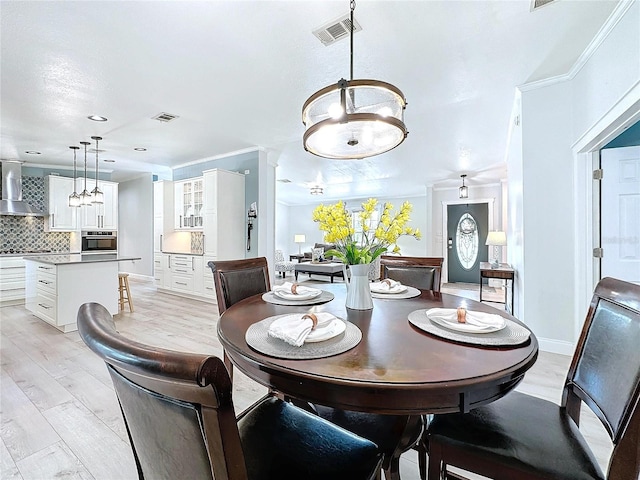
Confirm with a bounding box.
[0,257,26,305]
[174,178,203,230]
[202,255,216,300]
[81,181,118,230]
[203,169,245,258]
[154,181,174,252]
[156,253,210,301]
[44,175,77,232]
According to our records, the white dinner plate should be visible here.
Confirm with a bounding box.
[273,288,322,301]
[305,319,347,343]
[426,309,506,334]
[370,283,408,294]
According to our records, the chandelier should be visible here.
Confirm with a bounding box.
[310,186,324,195]
[68,146,81,207]
[79,141,93,206]
[302,0,407,160]
[459,174,468,199]
[90,136,104,204]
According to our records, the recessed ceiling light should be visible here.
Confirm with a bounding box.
[87,115,108,122]
[25,151,41,155]
[103,159,116,163]
[134,147,147,151]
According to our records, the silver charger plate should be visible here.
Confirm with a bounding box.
[370,286,421,299]
[262,290,334,306]
[408,309,531,347]
[246,314,362,359]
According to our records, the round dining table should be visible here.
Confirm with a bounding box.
[217,283,538,415]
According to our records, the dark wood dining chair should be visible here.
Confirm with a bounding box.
[208,257,271,381]
[379,255,443,292]
[426,277,640,480]
[77,302,383,480]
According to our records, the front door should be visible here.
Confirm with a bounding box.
[447,203,489,283]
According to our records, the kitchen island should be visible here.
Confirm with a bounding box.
[24,254,140,333]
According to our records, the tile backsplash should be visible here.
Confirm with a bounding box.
[0,175,71,252]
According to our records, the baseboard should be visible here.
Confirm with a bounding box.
[537,337,574,356]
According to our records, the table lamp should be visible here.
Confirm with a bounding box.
[485,231,506,269]
[294,234,306,255]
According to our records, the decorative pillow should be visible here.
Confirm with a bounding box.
[312,248,324,263]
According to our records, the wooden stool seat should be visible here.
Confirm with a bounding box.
[118,272,134,312]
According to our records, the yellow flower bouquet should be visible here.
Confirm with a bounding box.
[312,198,421,265]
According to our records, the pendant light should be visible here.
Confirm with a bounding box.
[79,141,92,206]
[90,136,104,204]
[68,146,81,207]
[302,0,408,160]
[459,174,468,199]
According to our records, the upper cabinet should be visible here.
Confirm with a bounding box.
[174,177,203,230]
[80,180,118,230]
[44,176,77,232]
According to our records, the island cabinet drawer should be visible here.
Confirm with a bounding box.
[36,269,57,296]
[171,274,194,292]
[35,292,57,324]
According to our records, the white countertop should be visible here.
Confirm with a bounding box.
[23,254,141,265]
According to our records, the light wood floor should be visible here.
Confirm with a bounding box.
[1,277,612,480]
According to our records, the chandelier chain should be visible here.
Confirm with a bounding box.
[350,0,355,81]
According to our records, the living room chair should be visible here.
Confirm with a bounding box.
[208,257,270,381]
[273,249,295,277]
[77,302,383,480]
[426,276,640,480]
[379,255,443,292]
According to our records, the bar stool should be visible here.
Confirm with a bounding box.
[118,272,134,312]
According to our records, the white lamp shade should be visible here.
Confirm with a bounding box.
[294,235,306,243]
[485,231,507,246]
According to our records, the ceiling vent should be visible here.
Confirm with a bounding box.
[152,112,179,123]
[531,0,555,11]
[313,14,362,46]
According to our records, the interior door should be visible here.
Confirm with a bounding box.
[601,146,640,284]
[447,203,489,284]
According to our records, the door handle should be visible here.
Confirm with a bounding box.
[448,237,453,250]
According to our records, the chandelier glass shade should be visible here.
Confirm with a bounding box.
[68,146,81,207]
[79,141,93,206]
[90,136,104,204]
[302,1,407,160]
[459,174,468,199]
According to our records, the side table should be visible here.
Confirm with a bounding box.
[479,262,515,314]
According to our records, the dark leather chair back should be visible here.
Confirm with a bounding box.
[563,277,640,479]
[77,303,382,480]
[379,255,443,292]
[77,303,245,480]
[208,257,271,314]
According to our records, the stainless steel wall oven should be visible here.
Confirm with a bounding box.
[81,231,117,253]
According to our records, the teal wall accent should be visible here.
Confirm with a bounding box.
[603,120,640,148]
[22,166,111,181]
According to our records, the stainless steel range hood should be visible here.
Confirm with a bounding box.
[0,161,45,216]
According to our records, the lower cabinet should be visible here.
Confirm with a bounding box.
[0,257,26,305]
[155,253,212,303]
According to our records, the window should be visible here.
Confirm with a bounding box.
[456,213,478,270]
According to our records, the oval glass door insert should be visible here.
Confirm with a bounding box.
[456,213,478,270]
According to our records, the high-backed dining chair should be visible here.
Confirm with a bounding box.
[426,277,640,480]
[208,257,271,381]
[379,255,443,292]
[77,302,382,480]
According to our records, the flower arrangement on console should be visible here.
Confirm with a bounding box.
[312,198,421,265]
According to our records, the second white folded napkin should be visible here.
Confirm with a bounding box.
[273,282,320,298]
[426,308,506,331]
[268,312,336,347]
[370,279,407,294]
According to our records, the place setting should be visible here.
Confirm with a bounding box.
[369,278,421,299]
[408,306,531,346]
[245,310,362,359]
[262,281,335,306]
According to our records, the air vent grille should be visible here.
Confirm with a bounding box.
[277,179,292,183]
[531,0,555,11]
[152,112,179,123]
[313,14,362,46]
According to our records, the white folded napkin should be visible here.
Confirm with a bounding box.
[426,308,506,331]
[268,312,336,347]
[273,282,320,297]
[370,279,406,294]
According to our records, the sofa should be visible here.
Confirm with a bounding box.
[300,243,337,263]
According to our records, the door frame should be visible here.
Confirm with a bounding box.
[441,198,495,284]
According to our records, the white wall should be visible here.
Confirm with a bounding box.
[119,174,154,277]
[511,0,639,354]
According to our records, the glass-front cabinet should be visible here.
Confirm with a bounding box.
[174,178,203,230]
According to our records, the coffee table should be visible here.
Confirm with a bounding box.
[294,262,344,282]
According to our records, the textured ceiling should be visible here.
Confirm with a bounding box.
[0,0,619,205]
